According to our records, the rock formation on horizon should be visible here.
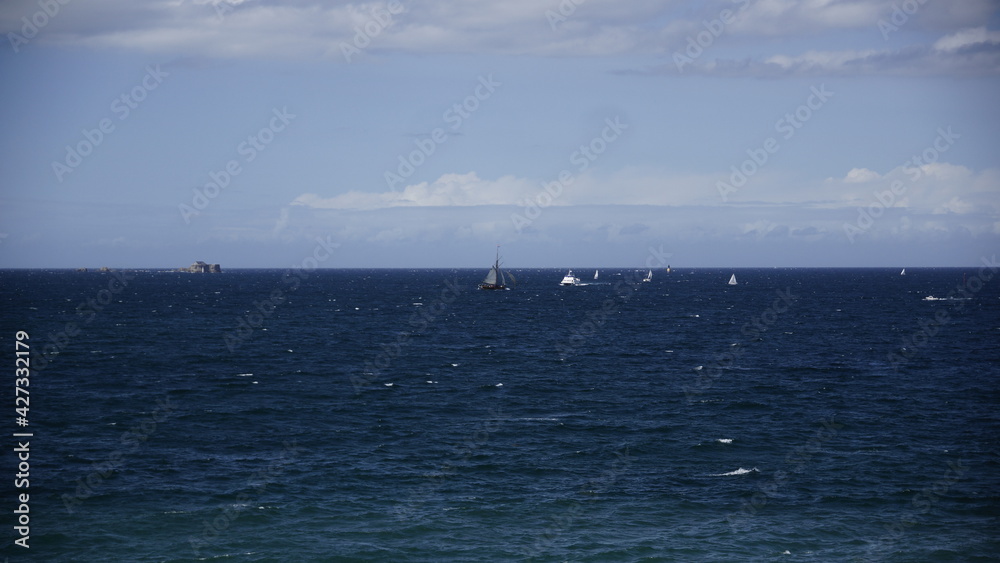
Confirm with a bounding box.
[184,261,222,273]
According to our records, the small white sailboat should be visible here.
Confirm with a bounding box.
[643,270,652,282]
[900,268,906,276]
[594,270,599,280]
[728,273,737,285]
[560,270,580,286]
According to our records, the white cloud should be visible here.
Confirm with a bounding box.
[277,195,999,262]
[292,167,730,212]
[742,219,781,238]
[292,172,537,209]
[272,206,290,235]
[843,168,881,183]
[933,26,1000,52]
[733,0,884,36]
[826,162,1000,217]
[88,159,992,266]
[291,159,999,225]
[646,27,1000,77]
[2,0,996,65]
[934,197,975,215]
[0,0,665,58]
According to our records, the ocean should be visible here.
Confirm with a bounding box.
[1,267,998,561]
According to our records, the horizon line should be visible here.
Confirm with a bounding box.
[0,265,987,271]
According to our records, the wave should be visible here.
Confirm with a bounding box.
[711,467,758,476]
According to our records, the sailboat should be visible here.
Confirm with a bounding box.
[666,265,671,274]
[900,268,906,276]
[728,273,737,285]
[643,270,652,282]
[479,246,507,290]
[594,270,599,280]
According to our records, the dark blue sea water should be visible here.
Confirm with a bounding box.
[1,267,998,561]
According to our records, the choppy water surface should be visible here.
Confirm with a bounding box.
[1,267,998,561]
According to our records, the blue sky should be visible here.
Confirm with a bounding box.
[1,0,998,268]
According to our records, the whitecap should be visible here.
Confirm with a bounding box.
[717,438,733,444]
[712,467,758,476]
[495,383,503,387]
[236,373,253,377]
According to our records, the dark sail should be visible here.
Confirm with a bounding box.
[479,246,507,290]
[483,266,498,286]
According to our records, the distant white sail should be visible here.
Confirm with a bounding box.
[594,270,599,280]
[728,274,737,285]
[643,270,652,282]
[900,268,905,276]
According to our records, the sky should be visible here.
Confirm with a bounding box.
[1,0,998,269]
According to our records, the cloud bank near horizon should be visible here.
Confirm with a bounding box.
[3,0,998,77]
